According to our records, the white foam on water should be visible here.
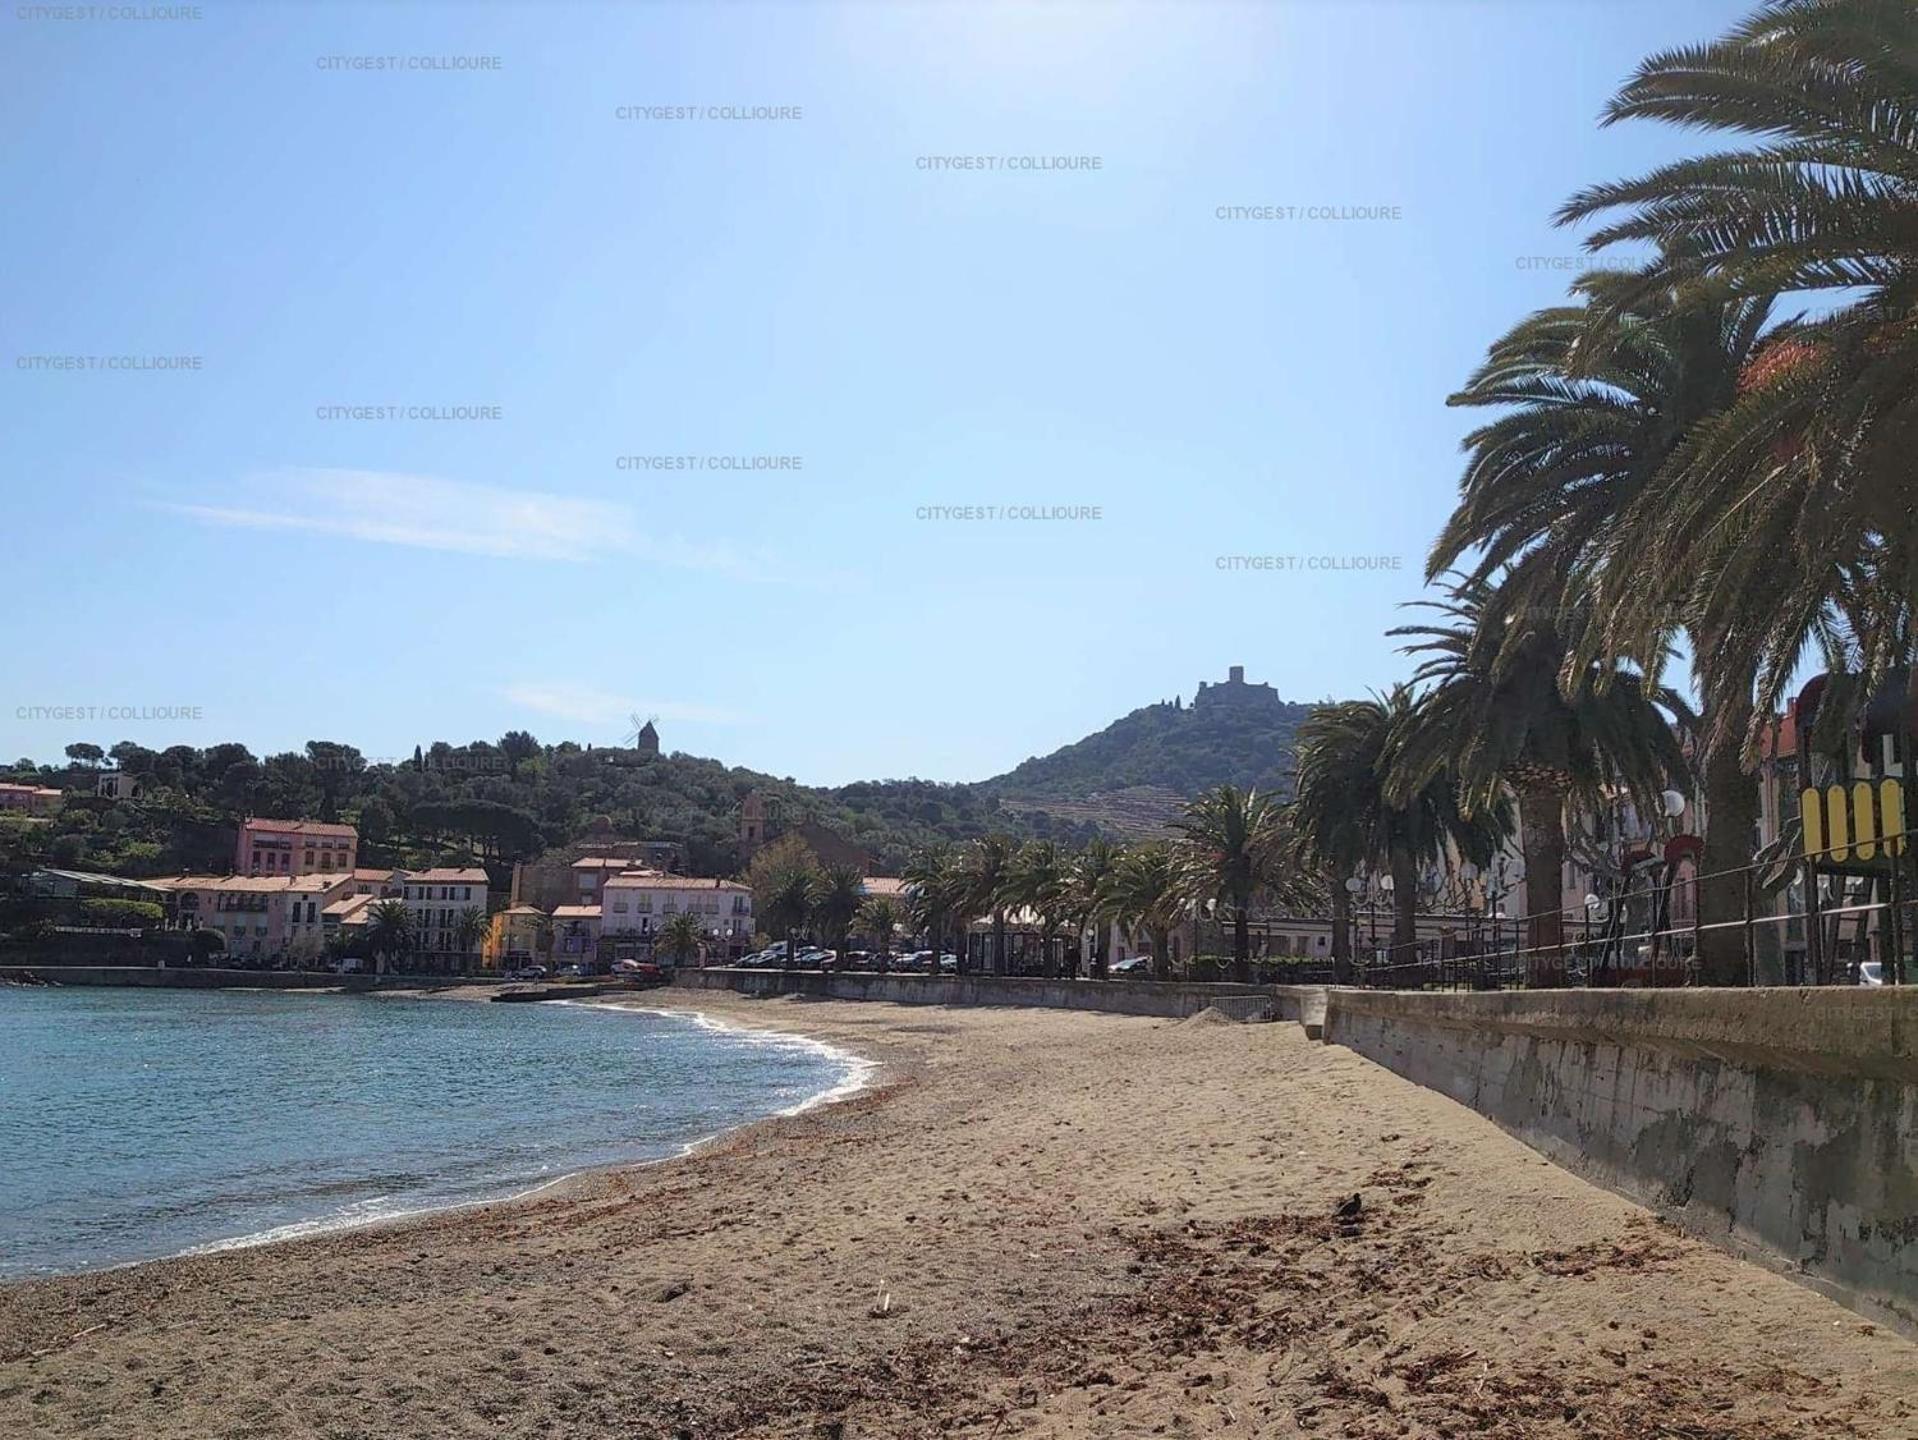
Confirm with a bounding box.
[553,999,880,1114]
[167,1001,873,1262]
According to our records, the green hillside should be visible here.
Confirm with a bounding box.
[981,670,1317,822]
[1,670,1311,882]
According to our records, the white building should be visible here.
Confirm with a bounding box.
[601,873,753,961]
[402,867,490,958]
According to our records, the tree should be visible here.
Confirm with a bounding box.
[812,864,865,957]
[365,899,413,976]
[1112,844,1192,982]
[749,836,822,968]
[1172,785,1289,983]
[905,845,960,963]
[1556,0,1918,760]
[958,835,1018,976]
[453,906,489,976]
[1069,838,1124,979]
[855,896,903,962]
[64,743,104,769]
[1431,272,1773,983]
[1294,688,1509,973]
[108,742,155,774]
[1007,840,1073,977]
[1392,580,1689,961]
[659,909,704,967]
[499,730,541,777]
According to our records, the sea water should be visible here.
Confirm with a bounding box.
[0,987,862,1278]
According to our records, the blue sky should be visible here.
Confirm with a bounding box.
[2,0,1753,785]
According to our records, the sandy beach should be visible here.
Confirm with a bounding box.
[4,992,1918,1439]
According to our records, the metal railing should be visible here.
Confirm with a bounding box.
[1253,826,1918,991]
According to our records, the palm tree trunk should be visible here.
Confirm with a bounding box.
[1152,930,1171,981]
[1329,865,1352,983]
[1230,905,1251,984]
[992,913,1007,976]
[1698,688,1759,986]
[1390,848,1419,967]
[1519,780,1569,976]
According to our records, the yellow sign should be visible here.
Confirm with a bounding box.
[1802,779,1910,862]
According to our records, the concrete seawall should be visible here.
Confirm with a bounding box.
[673,966,1323,1023]
[1323,988,1918,1334]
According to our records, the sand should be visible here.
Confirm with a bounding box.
[4,991,1918,1438]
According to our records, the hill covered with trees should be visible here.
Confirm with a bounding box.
[1,671,1317,881]
[979,672,1319,833]
[0,737,1099,884]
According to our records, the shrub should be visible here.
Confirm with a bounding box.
[1187,954,1227,982]
[80,898,165,928]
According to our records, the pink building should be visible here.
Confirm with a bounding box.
[0,783,64,817]
[236,819,359,876]
[162,872,357,962]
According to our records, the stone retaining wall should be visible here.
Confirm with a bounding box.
[1323,988,1918,1334]
[671,966,1323,1023]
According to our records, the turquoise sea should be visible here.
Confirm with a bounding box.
[0,987,862,1279]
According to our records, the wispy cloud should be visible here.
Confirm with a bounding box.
[502,682,746,729]
[159,468,765,576]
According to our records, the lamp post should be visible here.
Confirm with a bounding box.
[1342,875,1363,982]
[1378,872,1396,968]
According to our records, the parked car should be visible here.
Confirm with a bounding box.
[557,963,586,978]
[505,964,549,981]
[1108,955,1152,978]
[1858,961,1886,986]
[937,953,959,974]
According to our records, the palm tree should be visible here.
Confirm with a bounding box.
[1294,687,1510,972]
[763,868,816,970]
[1172,785,1289,983]
[856,896,903,964]
[958,835,1018,976]
[1112,844,1193,982]
[659,910,704,967]
[1430,277,1771,981]
[904,845,958,963]
[451,906,489,976]
[364,898,412,977]
[1069,838,1124,979]
[1007,840,1073,976]
[811,864,865,960]
[1392,579,1690,961]
[1555,0,1918,756]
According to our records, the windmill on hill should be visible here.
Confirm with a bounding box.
[625,712,661,757]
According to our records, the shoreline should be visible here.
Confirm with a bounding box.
[169,1001,879,1265]
[2,989,882,1286]
[6,993,1917,1438]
